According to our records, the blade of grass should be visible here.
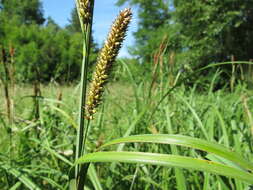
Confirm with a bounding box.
[0,162,41,190]
[88,164,103,190]
[120,60,140,111]
[40,176,64,190]
[149,61,253,122]
[179,96,209,140]
[9,182,22,190]
[76,151,253,184]
[212,106,229,146]
[31,138,73,167]
[49,104,78,129]
[99,134,253,171]
[165,107,187,190]
[110,108,148,172]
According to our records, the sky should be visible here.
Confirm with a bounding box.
[42,0,138,57]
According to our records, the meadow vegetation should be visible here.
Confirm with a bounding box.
[1,0,253,189]
[1,64,253,189]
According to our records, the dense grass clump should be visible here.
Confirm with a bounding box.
[1,64,253,189]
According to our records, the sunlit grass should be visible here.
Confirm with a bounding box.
[1,76,253,189]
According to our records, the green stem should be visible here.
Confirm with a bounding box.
[74,0,95,189]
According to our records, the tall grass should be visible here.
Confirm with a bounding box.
[1,70,253,189]
[1,1,253,189]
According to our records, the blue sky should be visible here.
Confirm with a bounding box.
[42,0,137,57]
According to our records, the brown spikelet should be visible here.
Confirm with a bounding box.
[85,8,132,120]
[79,0,91,24]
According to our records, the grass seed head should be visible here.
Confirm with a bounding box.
[79,0,91,24]
[85,8,132,120]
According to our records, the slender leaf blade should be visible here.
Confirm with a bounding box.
[76,151,253,184]
[1,162,41,190]
[99,134,253,171]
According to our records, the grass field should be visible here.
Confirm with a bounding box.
[1,65,253,189]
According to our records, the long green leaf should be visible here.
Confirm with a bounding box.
[40,176,64,190]
[0,162,41,190]
[9,182,22,190]
[49,104,78,129]
[179,96,209,140]
[149,61,253,121]
[76,151,253,184]
[88,164,103,190]
[165,107,187,190]
[99,134,253,171]
[31,138,73,167]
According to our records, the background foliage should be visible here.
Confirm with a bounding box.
[0,0,98,83]
[118,0,253,71]
[1,0,253,82]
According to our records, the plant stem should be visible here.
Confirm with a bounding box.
[74,0,95,189]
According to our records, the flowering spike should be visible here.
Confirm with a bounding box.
[85,8,132,120]
[79,0,91,24]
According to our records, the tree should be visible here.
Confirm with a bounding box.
[117,0,172,62]
[66,8,82,33]
[174,0,253,66]
[118,0,253,68]
[0,0,45,25]
[0,0,98,83]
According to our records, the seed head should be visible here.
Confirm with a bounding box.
[85,8,132,120]
[79,0,91,24]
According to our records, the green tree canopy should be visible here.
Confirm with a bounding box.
[174,0,253,66]
[0,1,98,83]
[0,0,45,25]
[117,0,172,62]
[66,8,82,33]
[117,0,253,69]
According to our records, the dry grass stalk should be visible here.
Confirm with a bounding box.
[9,46,15,122]
[230,55,235,92]
[33,66,41,121]
[56,89,63,108]
[242,95,253,135]
[168,51,175,87]
[150,35,168,96]
[85,8,132,120]
[9,46,15,88]
[1,47,12,123]
[249,59,253,82]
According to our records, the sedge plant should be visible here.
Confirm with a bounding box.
[74,0,132,189]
